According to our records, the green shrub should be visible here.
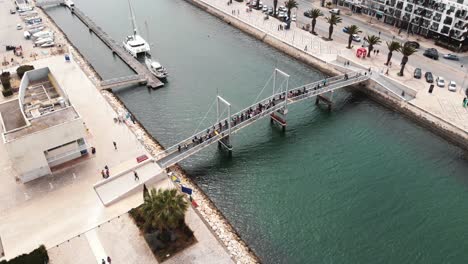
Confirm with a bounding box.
[0,72,11,91]
[2,89,13,97]
[16,65,34,79]
[0,245,49,264]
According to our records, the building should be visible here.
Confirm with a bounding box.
[0,67,89,182]
[336,0,468,50]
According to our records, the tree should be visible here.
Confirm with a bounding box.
[16,65,34,79]
[399,45,416,76]
[325,14,342,40]
[284,0,298,19]
[310,9,323,34]
[141,188,188,238]
[385,41,401,65]
[273,0,278,17]
[344,25,361,48]
[364,35,381,57]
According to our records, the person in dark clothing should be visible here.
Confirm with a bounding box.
[134,171,139,181]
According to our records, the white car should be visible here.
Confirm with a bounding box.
[448,81,457,92]
[278,11,286,18]
[262,5,268,12]
[436,76,445,87]
[329,8,340,15]
[352,34,361,42]
[291,14,297,21]
[278,5,287,12]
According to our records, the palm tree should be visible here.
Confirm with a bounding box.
[325,14,342,40]
[364,35,381,57]
[273,0,278,17]
[285,0,298,19]
[385,41,401,65]
[141,188,188,237]
[310,9,323,35]
[399,45,416,76]
[344,25,361,48]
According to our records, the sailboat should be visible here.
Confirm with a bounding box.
[122,0,150,58]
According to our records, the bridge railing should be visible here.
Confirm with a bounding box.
[155,71,370,163]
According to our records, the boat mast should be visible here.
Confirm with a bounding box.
[127,0,138,36]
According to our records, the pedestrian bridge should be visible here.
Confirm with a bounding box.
[155,69,370,169]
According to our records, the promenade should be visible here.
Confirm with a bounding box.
[192,0,468,133]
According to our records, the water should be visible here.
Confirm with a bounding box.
[46,1,468,263]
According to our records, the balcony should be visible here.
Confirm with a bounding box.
[405,5,413,12]
[432,13,441,22]
[396,2,403,9]
[430,23,439,31]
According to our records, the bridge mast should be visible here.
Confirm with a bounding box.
[271,68,289,131]
[217,95,233,153]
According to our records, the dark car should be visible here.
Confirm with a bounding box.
[425,72,434,83]
[414,68,422,79]
[342,27,349,33]
[304,10,312,18]
[423,48,439,60]
[405,41,420,49]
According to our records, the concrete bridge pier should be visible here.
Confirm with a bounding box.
[218,136,233,155]
[315,91,334,111]
[270,109,287,132]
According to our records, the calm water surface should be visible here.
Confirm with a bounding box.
[47,1,468,263]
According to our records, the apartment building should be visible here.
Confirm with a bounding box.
[336,0,468,50]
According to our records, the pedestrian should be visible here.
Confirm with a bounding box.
[105,169,110,178]
[101,170,106,179]
[134,171,139,181]
[113,141,117,150]
[378,31,381,36]
[102,259,105,264]
[104,165,109,170]
[373,50,376,54]
[304,45,308,51]
[463,97,467,107]
[385,68,389,75]
[368,67,371,72]
[376,50,380,55]
[107,256,112,264]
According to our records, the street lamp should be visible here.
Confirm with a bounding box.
[461,64,467,94]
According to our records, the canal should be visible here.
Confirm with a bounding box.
[46,0,468,263]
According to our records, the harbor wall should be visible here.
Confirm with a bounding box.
[185,0,468,151]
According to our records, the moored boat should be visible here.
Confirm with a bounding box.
[145,55,168,80]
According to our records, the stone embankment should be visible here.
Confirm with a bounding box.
[40,6,259,263]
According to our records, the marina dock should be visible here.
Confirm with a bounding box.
[70,7,163,89]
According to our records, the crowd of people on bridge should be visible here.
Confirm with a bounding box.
[175,73,364,154]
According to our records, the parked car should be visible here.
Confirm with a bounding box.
[291,14,297,21]
[414,68,422,79]
[262,5,268,12]
[268,8,273,15]
[448,81,457,92]
[436,76,445,87]
[342,27,349,33]
[278,5,287,12]
[304,10,312,18]
[423,48,439,60]
[425,72,433,83]
[329,8,340,15]
[404,41,420,49]
[352,34,361,42]
[10,9,16,14]
[443,53,459,61]
[278,11,286,18]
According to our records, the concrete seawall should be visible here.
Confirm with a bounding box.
[186,0,468,151]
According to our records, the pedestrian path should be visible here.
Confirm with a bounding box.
[85,229,107,264]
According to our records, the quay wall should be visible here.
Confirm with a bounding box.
[185,0,468,151]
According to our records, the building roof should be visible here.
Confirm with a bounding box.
[0,67,81,142]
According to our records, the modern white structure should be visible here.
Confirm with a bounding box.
[122,0,150,57]
[336,0,468,50]
[0,67,89,182]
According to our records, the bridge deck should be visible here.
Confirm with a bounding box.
[155,71,370,168]
[70,7,163,89]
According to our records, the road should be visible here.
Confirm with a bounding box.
[257,0,468,89]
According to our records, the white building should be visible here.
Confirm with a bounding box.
[336,0,468,50]
[0,67,89,182]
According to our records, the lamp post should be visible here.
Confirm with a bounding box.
[461,64,467,94]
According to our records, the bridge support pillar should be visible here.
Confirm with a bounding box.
[315,93,333,111]
[270,109,287,132]
[218,136,232,155]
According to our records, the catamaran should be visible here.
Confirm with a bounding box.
[122,0,150,58]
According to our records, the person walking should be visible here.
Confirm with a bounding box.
[113,141,117,150]
[134,171,139,181]
[376,50,380,55]
[105,169,110,178]
[101,170,106,179]
[107,256,112,263]
[101,259,105,264]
